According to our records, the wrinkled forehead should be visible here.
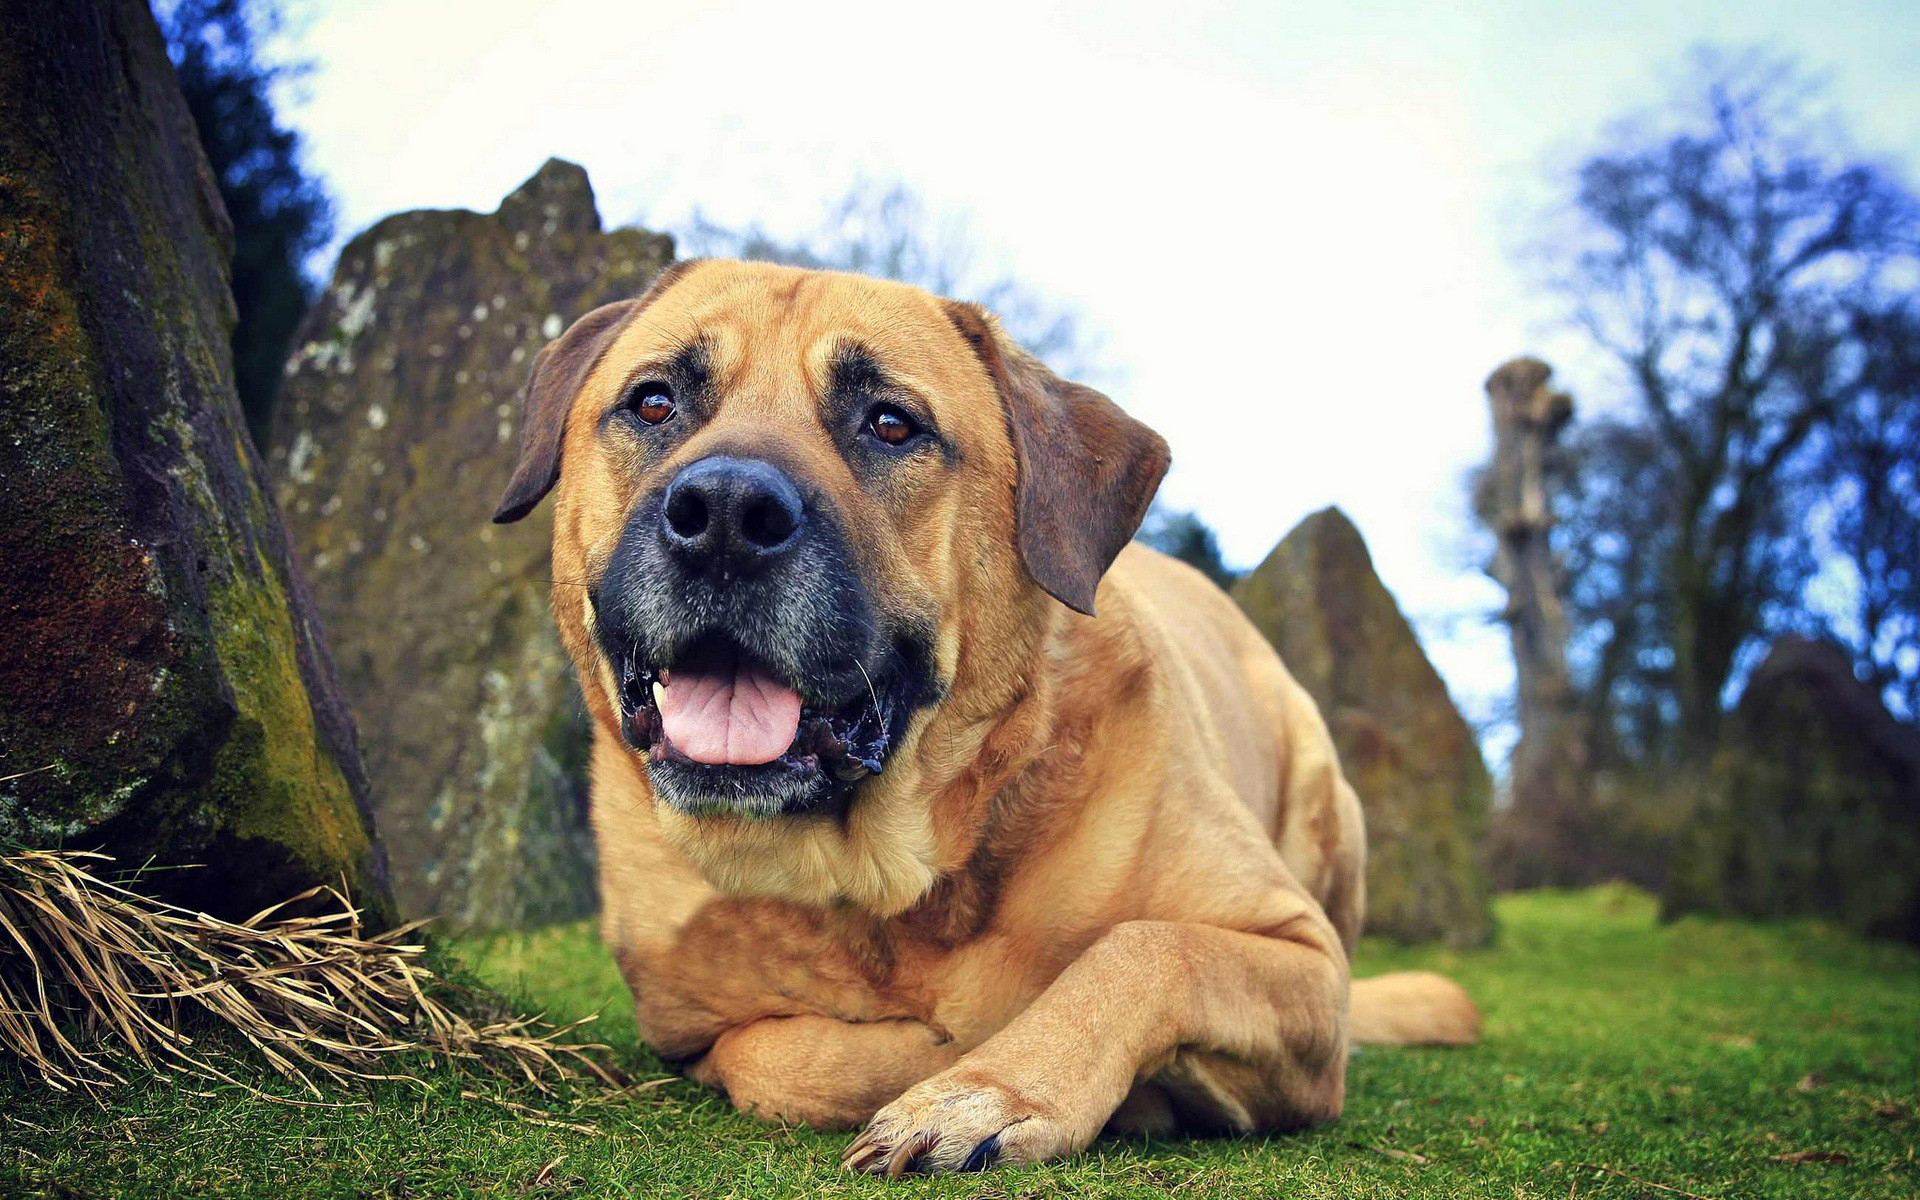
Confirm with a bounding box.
[593,262,996,422]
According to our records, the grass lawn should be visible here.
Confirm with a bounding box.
[3,886,1916,1198]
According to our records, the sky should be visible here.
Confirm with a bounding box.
[278,0,1920,755]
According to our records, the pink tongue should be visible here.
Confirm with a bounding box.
[656,664,804,766]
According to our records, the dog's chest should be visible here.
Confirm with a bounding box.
[643,888,1063,1051]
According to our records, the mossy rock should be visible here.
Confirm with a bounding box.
[0,0,391,924]
[267,162,673,929]
[1233,508,1494,946]
[1664,637,1920,943]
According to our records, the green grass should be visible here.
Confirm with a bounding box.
[4,886,1916,1198]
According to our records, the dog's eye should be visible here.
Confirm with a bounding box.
[626,382,676,425]
[866,403,918,447]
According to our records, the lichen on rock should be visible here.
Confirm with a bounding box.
[1233,508,1495,946]
[269,160,673,929]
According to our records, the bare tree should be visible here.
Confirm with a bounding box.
[1824,306,1920,719]
[1554,417,1683,763]
[1537,48,1920,755]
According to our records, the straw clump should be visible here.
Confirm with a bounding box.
[0,847,622,1099]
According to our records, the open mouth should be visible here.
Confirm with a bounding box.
[616,631,906,798]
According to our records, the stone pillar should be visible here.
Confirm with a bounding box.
[1480,358,1592,886]
[269,161,673,928]
[1234,508,1495,946]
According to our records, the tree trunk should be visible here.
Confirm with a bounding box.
[0,0,393,925]
[1482,358,1594,886]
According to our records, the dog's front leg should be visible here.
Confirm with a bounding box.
[688,1014,962,1130]
[842,914,1349,1175]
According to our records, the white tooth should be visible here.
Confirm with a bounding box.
[651,681,666,709]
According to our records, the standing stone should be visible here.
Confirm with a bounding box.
[1234,508,1494,946]
[0,0,391,924]
[1664,637,1920,943]
[1476,358,1596,889]
[268,161,672,928]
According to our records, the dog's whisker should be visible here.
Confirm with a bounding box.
[853,659,883,728]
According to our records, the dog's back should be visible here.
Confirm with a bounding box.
[1102,542,1368,947]
[1106,543,1479,1046]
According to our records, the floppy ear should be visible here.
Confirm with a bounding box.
[944,302,1170,616]
[491,299,639,524]
[493,261,701,524]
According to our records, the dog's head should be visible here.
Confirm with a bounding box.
[495,260,1167,829]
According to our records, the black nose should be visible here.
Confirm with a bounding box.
[660,456,806,572]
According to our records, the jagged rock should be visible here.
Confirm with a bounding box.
[268,161,673,929]
[0,0,391,923]
[1664,637,1920,942]
[1233,508,1494,946]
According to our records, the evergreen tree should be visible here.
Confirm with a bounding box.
[159,0,332,446]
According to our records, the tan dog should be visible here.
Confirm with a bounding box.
[493,259,1479,1175]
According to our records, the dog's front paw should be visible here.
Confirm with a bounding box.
[841,1069,1082,1176]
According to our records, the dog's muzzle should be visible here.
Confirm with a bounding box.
[592,454,935,818]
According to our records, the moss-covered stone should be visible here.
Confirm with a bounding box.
[267,162,672,929]
[0,0,391,924]
[1664,637,1920,943]
[1233,508,1494,946]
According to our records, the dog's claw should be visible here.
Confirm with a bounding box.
[840,1134,885,1173]
[842,1125,936,1177]
[884,1128,938,1178]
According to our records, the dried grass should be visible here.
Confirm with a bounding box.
[0,847,623,1100]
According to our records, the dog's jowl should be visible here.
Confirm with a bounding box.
[493,259,1479,1175]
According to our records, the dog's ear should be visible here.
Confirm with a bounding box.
[493,261,700,524]
[491,299,639,524]
[944,302,1170,616]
